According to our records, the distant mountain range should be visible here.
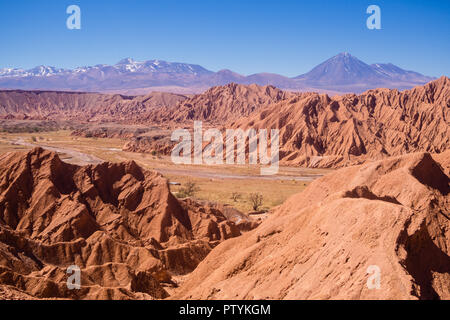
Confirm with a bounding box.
[294,52,435,92]
[0,53,436,94]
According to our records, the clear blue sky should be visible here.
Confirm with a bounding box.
[1,0,449,77]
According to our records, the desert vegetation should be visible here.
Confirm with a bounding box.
[249,193,264,211]
[231,192,242,202]
[176,180,201,198]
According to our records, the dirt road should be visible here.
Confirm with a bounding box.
[12,138,103,165]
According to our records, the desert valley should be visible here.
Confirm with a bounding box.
[0,67,448,300]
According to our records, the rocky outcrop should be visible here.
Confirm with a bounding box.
[230,77,450,168]
[173,151,450,300]
[126,78,449,169]
[146,83,293,124]
[0,148,254,299]
[0,90,187,122]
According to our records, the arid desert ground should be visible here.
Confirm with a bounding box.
[0,75,448,300]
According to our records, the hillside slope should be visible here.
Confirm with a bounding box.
[0,90,187,122]
[173,151,450,300]
[230,76,450,168]
[147,83,293,124]
[0,148,254,299]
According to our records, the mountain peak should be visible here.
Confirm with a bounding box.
[0,54,437,94]
[295,53,376,84]
[336,52,352,58]
[331,52,359,61]
[116,58,137,65]
[428,75,449,88]
[217,69,240,75]
[294,53,434,88]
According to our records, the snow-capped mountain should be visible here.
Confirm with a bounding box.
[0,54,436,94]
[294,52,435,87]
[0,59,212,78]
[112,58,212,75]
[0,68,24,77]
[0,66,68,77]
[295,52,382,84]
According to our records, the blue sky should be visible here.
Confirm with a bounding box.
[0,0,449,77]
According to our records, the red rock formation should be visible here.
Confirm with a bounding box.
[173,151,450,300]
[121,81,294,153]
[229,76,450,168]
[122,130,175,155]
[0,148,252,299]
[2,79,448,170]
[0,90,187,123]
[147,83,293,124]
[127,78,449,169]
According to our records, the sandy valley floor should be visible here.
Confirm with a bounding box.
[0,130,329,212]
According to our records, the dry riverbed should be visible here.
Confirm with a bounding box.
[0,131,329,212]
